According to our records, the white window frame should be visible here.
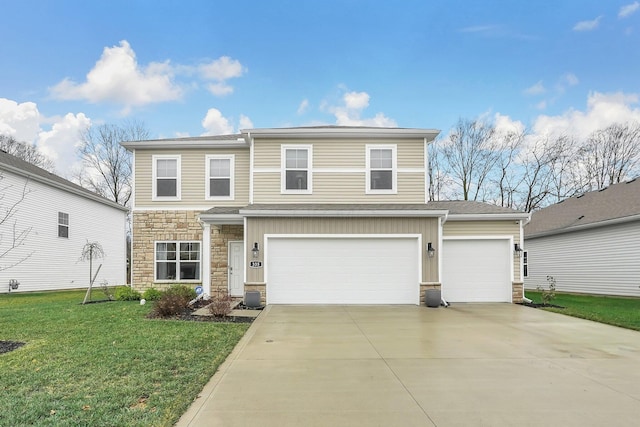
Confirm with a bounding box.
[58,212,69,238]
[152,155,181,201]
[154,241,201,282]
[205,154,235,200]
[281,144,313,194]
[366,144,397,194]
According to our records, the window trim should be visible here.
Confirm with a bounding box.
[58,212,69,238]
[205,154,235,200]
[366,144,397,194]
[154,240,202,283]
[152,155,181,201]
[281,144,313,194]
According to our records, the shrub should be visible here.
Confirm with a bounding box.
[142,288,163,301]
[165,284,197,301]
[208,290,233,317]
[115,286,141,301]
[150,293,191,318]
[536,275,557,305]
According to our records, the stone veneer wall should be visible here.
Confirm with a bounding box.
[210,225,244,293]
[132,211,203,291]
[512,282,524,303]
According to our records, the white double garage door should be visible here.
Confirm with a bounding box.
[265,236,512,304]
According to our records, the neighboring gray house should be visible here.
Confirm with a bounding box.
[524,178,640,297]
[0,150,128,293]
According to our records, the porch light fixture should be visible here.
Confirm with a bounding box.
[514,243,523,256]
[252,242,260,259]
[427,242,435,258]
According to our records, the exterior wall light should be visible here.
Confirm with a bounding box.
[427,242,435,258]
[514,243,523,256]
[252,242,260,259]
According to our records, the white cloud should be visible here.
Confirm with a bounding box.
[561,73,579,87]
[532,91,640,140]
[201,108,234,135]
[297,99,309,115]
[50,41,182,113]
[199,56,246,97]
[326,90,397,127]
[0,98,40,141]
[524,81,546,95]
[573,16,603,31]
[535,100,548,110]
[0,98,90,175]
[619,1,640,18]
[38,113,91,173]
[239,114,253,130]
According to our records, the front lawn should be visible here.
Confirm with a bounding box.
[525,290,640,331]
[0,290,249,426]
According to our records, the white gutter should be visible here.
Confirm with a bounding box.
[446,213,532,221]
[526,213,640,239]
[239,209,451,218]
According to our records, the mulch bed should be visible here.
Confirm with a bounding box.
[520,302,565,309]
[0,340,25,355]
[145,299,259,323]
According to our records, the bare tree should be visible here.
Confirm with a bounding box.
[578,122,640,190]
[0,135,55,172]
[0,174,33,271]
[491,129,525,209]
[440,118,498,201]
[76,120,150,206]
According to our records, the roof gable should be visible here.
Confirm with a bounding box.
[525,178,640,237]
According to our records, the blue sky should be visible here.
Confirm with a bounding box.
[1,0,640,174]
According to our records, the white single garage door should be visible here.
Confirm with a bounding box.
[266,236,420,304]
[442,239,512,302]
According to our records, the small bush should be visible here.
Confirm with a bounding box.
[165,284,197,301]
[115,286,141,301]
[537,275,557,305]
[150,293,191,318]
[208,290,233,317]
[142,288,163,301]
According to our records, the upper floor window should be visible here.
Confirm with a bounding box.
[206,155,234,200]
[282,145,312,193]
[153,155,181,200]
[58,212,69,238]
[366,145,397,193]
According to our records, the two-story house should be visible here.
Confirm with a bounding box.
[122,127,530,305]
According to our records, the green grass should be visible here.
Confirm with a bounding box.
[0,290,249,427]
[525,290,640,331]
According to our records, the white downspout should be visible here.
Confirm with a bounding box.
[201,222,211,298]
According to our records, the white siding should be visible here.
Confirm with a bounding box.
[524,221,640,297]
[0,170,127,293]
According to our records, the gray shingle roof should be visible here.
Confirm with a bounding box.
[0,149,127,211]
[525,178,640,237]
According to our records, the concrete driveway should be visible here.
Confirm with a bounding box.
[177,304,640,427]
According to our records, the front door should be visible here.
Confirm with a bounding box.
[228,241,244,297]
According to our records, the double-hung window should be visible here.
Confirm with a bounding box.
[282,145,312,193]
[206,155,234,200]
[155,241,201,281]
[366,145,397,193]
[58,212,69,238]
[153,155,181,200]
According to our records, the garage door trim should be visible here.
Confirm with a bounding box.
[265,234,422,304]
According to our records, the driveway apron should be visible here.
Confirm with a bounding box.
[177,304,640,427]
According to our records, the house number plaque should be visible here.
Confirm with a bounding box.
[249,261,263,268]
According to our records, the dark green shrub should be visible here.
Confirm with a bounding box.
[165,284,197,301]
[115,286,141,301]
[142,287,163,301]
[150,292,190,318]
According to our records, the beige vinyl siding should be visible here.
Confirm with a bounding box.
[251,134,426,204]
[253,138,425,169]
[246,216,439,283]
[134,148,250,207]
[443,220,522,281]
[252,171,425,203]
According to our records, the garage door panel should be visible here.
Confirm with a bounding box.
[267,237,419,304]
[442,239,511,303]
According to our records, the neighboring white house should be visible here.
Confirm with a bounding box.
[524,178,640,297]
[0,150,128,293]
